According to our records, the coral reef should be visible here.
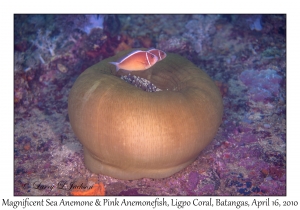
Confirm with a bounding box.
[239,69,283,102]
[14,14,286,196]
[82,15,104,34]
[183,15,220,54]
[247,15,263,31]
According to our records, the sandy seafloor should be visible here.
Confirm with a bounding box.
[14,14,286,196]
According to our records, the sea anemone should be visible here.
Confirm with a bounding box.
[68,49,223,180]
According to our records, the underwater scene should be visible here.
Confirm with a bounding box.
[14,14,286,196]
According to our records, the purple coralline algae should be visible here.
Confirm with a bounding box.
[239,69,283,102]
[187,171,200,190]
[118,188,147,196]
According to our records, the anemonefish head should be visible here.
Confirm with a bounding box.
[147,48,167,61]
[110,50,158,72]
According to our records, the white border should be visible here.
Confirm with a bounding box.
[3,1,299,209]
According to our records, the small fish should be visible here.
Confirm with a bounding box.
[147,48,167,61]
[110,50,158,72]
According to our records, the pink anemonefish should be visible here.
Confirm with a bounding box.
[147,48,167,61]
[110,50,158,72]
